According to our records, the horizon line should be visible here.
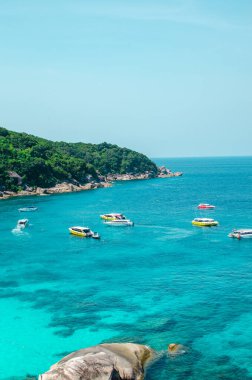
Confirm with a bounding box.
[151,155,252,159]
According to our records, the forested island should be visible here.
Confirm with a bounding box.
[0,127,157,192]
[0,127,182,198]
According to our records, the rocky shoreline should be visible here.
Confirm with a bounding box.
[0,167,183,200]
[0,181,112,200]
[106,170,183,181]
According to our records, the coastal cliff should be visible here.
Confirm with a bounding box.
[39,343,154,380]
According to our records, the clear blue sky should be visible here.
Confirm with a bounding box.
[0,0,252,157]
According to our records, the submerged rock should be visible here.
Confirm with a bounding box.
[39,343,153,380]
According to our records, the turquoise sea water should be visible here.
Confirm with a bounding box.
[1,157,252,380]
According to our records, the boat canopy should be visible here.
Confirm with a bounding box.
[104,213,125,218]
[233,229,252,234]
[71,227,91,233]
[194,218,214,222]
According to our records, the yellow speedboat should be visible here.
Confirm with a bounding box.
[69,226,100,239]
[192,218,219,227]
[100,213,126,221]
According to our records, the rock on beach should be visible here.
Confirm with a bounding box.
[39,343,154,380]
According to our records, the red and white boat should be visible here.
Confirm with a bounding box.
[197,203,215,210]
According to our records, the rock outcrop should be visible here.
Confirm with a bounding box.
[105,167,183,182]
[157,166,183,178]
[39,343,154,380]
[106,172,155,181]
[0,181,112,200]
[37,181,112,195]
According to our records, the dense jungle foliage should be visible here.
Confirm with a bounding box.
[0,127,158,191]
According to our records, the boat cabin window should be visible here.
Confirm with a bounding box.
[72,228,82,232]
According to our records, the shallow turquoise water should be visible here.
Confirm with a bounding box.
[1,157,252,379]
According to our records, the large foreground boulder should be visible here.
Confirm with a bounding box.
[39,343,154,380]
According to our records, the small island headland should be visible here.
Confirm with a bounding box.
[39,341,188,379]
[0,127,182,200]
[39,343,154,380]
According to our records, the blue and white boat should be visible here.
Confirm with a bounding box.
[18,206,38,212]
[228,229,252,239]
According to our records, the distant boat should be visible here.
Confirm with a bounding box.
[100,213,126,221]
[18,206,38,212]
[17,219,29,229]
[228,229,252,239]
[197,204,215,209]
[69,226,100,239]
[100,213,134,225]
[192,218,218,227]
[104,219,134,226]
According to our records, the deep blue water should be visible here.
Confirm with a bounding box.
[0,157,252,379]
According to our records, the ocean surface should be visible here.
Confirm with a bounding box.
[1,156,252,380]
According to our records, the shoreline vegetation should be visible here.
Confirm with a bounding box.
[0,127,182,200]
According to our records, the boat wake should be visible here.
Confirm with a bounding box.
[11,226,29,236]
[161,228,195,240]
[139,225,194,239]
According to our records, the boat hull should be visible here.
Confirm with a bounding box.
[228,232,252,239]
[104,221,134,227]
[197,206,215,209]
[192,221,218,227]
[69,229,88,237]
[69,228,100,239]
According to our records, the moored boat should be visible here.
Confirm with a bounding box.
[192,218,219,227]
[197,203,215,209]
[18,206,38,212]
[100,213,126,221]
[104,219,134,226]
[69,226,100,239]
[228,229,252,239]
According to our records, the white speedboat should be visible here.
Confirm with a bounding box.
[17,219,29,228]
[18,206,38,212]
[104,219,134,226]
[228,229,252,239]
[69,226,100,239]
